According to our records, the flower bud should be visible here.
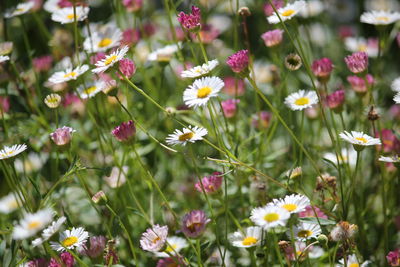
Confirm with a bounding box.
[44,94,61,108]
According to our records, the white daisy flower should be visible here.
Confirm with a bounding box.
[0,55,10,63]
[391,77,400,92]
[166,126,208,146]
[344,37,378,58]
[32,216,66,247]
[181,59,219,78]
[299,0,324,18]
[0,193,20,214]
[339,131,381,147]
[360,10,400,25]
[0,144,27,160]
[50,227,89,252]
[284,90,319,111]
[77,80,105,99]
[148,44,179,62]
[272,194,310,214]
[183,76,224,108]
[267,1,306,24]
[44,93,62,108]
[154,236,188,257]
[294,241,324,259]
[83,27,122,53]
[48,65,89,84]
[4,2,34,18]
[92,46,129,74]
[323,148,358,166]
[51,6,90,24]
[290,222,322,240]
[44,0,63,13]
[378,155,400,163]
[229,226,263,248]
[395,92,400,104]
[250,205,290,230]
[12,209,54,240]
[338,254,370,267]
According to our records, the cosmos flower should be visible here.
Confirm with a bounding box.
[267,1,306,24]
[284,90,319,111]
[50,227,89,252]
[183,76,224,108]
[166,126,208,146]
[229,226,263,248]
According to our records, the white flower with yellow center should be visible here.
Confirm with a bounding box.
[391,77,400,92]
[0,193,20,214]
[12,209,54,240]
[166,126,208,146]
[360,10,400,25]
[83,28,122,53]
[250,205,290,230]
[324,148,358,166]
[44,94,62,108]
[148,44,179,62]
[32,216,67,247]
[50,227,89,252]
[267,1,306,24]
[51,6,90,24]
[272,194,310,214]
[286,166,302,179]
[394,92,400,104]
[183,76,224,108]
[77,80,105,99]
[48,65,89,84]
[378,155,400,163]
[229,226,263,248]
[4,2,34,18]
[154,236,188,257]
[92,46,129,74]
[338,254,369,267]
[284,90,318,111]
[290,222,322,240]
[0,144,27,160]
[0,55,10,63]
[344,37,378,58]
[339,131,381,147]
[181,60,219,78]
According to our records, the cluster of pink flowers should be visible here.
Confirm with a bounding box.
[226,50,249,74]
[177,6,201,31]
[344,51,368,74]
[112,120,136,143]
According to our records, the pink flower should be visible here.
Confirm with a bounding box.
[177,6,201,31]
[90,52,106,65]
[344,51,368,74]
[121,28,141,46]
[79,236,107,258]
[143,22,157,37]
[118,58,136,78]
[325,89,345,112]
[298,205,328,219]
[112,120,136,143]
[252,111,272,129]
[29,0,43,11]
[390,105,400,120]
[338,26,354,39]
[261,29,284,47]
[195,172,223,193]
[376,129,400,153]
[192,24,220,44]
[263,0,285,16]
[226,50,249,74]
[140,225,168,252]
[122,0,143,12]
[223,77,245,96]
[58,0,73,8]
[311,57,333,79]
[0,96,10,113]
[49,252,74,267]
[33,55,53,72]
[24,258,48,267]
[170,26,185,41]
[157,257,186,267]
[221,99,240,118]
[347,74,374,94]
[50,126,75,146]
[387,249,400,266]
[181,210,210,238]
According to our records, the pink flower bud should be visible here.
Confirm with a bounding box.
[112,120,136,143]
[226,50,249,74]
[223,77,245,96]
[221,99,240,118]
[347,74,374,94]
[33,55,53,72]
[252,111,272,129]
[261,29,284,47]
[121,28,141,46]
[311,57,333,79]
[177,6,201,31]
[325,89,345,112]
[50,126,75,146]
[0,96,10,113]
[344,51,368,74]
[118,58,136,78]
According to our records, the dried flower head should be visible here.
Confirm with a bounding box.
[285,53,302,71]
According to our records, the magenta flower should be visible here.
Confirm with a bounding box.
[311,57,333,80]
[181,210,210,238]
[344,51,368,74]
[261,29,284,47]
[50,126,75,146]
[177,6,201,31]
[25,258,48,267]
[49,252,74,267]
[32,55,53,72]
[226,50,249,74]
[118,58,136,78]
[195,172,223,193]
[90,52,106,64]
[347,74,374,94]
[121,28,141,46]
[387,249,400,266]
[325,89,345,113]
[140,225,168,252]
[223,77,245,96]
[376,129,400,153]
[122,0,143,12]
[79,235,107,258]
[221,99,240,118]
[298,205,328,219]
[252,111,272,129]
[263,0,285,16]
[112,120,136,143]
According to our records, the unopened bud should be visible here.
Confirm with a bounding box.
[317,234,328,246]
[238,7,251,17]
[92,191,107,204]
[367,106,380,121]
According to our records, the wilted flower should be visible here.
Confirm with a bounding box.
[112,120,136,143]
[387,249,400,266]
[50,126,75,146]
[285,53,302,71]
[195,172,223,193]
[325,89,345,113]
[261,29,284,47]
[181,210,210,238]
[177,6,202,31]
[344,52,368,74]
[221,99,240,118]
[140,225,168,252]
[330,221,357,242]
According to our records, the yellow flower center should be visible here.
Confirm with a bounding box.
[16,8,25,12]
[47,97,59,103]
[294,97,310,106]
[376,16,389,22]
[27,221,41,230]
[242,236,258,246]
[282,203,298,212]
[62,236,78,247]
[165,244,178,253]
[282,9,295,17]
[83,86,97,95]
[355,137,367,143]
[104,55,117,65]
[264,212,280,222]
[197,86,212,98]
[8,200,18,209]
[358,44,367,52]
[98,38,112,48]
[349,264,359,267]
[179,132,194,141]
[63,71,77,78]
[297,230,312,238]
[67,14,76,20]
